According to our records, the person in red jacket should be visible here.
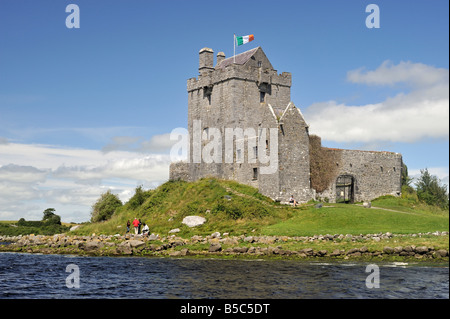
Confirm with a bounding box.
[132,218,140,234]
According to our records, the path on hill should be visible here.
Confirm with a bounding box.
[223,184,422,216]
[354,204,422,216]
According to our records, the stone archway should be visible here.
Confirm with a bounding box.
[336,175,354,203]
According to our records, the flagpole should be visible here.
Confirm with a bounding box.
[233,34,236,63]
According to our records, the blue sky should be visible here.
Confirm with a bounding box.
[0,0,448,222]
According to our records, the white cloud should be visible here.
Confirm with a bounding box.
[102,133,179,153]
[347,60,448,88]
[305,61,449,144]
[0,142,171,222]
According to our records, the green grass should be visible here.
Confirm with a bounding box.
[72,178,293,237]
[62,178,449,238]
[262,203,449,237]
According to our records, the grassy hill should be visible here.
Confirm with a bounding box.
[72,178,449,237]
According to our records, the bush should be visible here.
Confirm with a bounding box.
[91,190,123,223]
[128,185,150,209]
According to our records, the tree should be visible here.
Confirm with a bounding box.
[42,208,61,225]
[91,190,123,223]
[42,208,56,221]
[415,168,449,210]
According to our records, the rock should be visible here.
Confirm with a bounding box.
[69,225,81,232]
[348,252,362,257]
[359,246,368,253]
[169,251,181,256]
[211,232,221,238]
[168,228,180,234]
[224,195,232,201]
[383,247,394,254]
[435,249,448,257]
[403,246,413,252]
[182,216,206,227]
[148,234,159,241]
[346,248,359,255]
[299,248,314,256]
[372,236,381,242]
[233,247,249,254]
[244,236,255,243]
[363,201,371,208]
[315,203,323,209]
[84,241,101,251]
[209,243,222,252]
[128,240,145,249]
[117,242,132,255]
[317,250,328,256]
[394,246,403,254]
[415,246,429,254]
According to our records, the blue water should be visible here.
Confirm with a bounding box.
[0,252,448,299]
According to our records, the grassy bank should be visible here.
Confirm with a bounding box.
[71,178,449,240]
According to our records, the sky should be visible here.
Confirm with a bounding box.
[0,0,448,223]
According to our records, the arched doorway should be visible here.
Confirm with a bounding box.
[336,175,354,203]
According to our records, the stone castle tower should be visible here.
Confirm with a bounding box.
[170,47,403,203]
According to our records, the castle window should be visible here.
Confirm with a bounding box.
[380,166,383,172]
[253,167,258,180]
[253,146,258,159]
[260,91,265,103]
[258,61,262,67]
[266,139,269,150]
[280,124,285,136]
[203,85,213,105]
[236,149,242,162]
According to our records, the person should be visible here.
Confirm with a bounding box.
[138,219,142,234]
[289,195,297,207]
[141,223,149,236]
[126,220,130,234]
[132,218,140,235]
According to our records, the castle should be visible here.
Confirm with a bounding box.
[170,46,403,204]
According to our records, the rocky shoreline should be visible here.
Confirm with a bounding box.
[0,231,448,260]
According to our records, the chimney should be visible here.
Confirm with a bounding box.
[216,52,225,67]
[199,47,214,73]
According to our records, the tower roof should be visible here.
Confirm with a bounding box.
[215,47,260,70]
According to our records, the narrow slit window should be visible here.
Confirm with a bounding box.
[253,167,258,180]
[260,91,265,103]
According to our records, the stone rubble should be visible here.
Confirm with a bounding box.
[0,231,448,259]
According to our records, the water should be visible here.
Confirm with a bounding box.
[0,252,448,299]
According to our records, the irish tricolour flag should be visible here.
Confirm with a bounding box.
[236,34,254,46]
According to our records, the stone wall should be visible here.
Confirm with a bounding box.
[277,103,312,202]
[316,148,403,203]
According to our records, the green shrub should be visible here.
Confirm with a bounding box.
[91,190,123,222]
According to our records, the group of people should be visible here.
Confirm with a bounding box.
[126,218,150,236]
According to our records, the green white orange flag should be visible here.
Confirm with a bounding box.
[236,34,254,46]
